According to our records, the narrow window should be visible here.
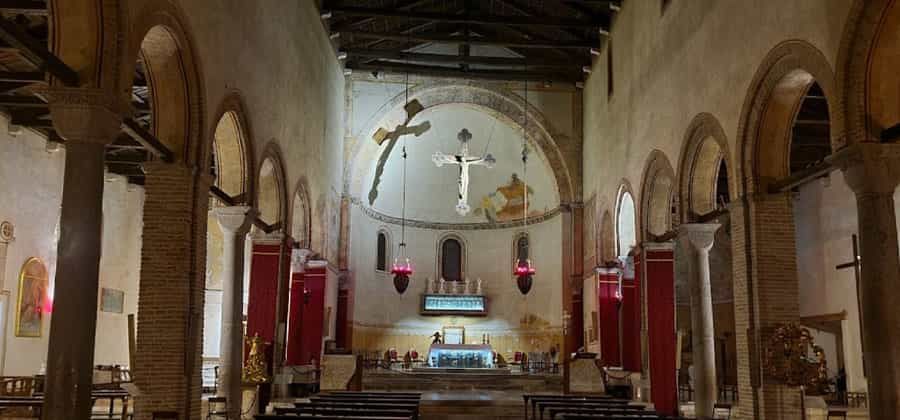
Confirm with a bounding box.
[607,41,614,98]
[376,232,387,271]
[441,238,463,281]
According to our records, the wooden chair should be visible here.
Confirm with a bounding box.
[826,409,848,420]
[206,396,227,420]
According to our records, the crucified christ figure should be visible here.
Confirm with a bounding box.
[432,128,496,216]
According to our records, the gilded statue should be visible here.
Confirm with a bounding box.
[242,334,269,384]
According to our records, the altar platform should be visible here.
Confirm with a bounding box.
[419,390,524,420]
[362,368,563,392]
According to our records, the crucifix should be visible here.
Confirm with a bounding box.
[432,128,495,216]
[835,234,867,377]
[368,99,431,205]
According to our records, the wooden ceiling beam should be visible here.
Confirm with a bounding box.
[340,30,597,50]
[0,17,78,86]
[121,117,175,163]
[347,60,581,83]
[328,6,606,30]
[343,48,588,68]
[331,0,436,31]
[0,0,47,16]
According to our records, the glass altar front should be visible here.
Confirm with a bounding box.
[427,344,494,369]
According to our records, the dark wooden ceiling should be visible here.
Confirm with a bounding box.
[0,0,171,185]
[322,0,620,84]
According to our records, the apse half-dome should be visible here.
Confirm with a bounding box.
[363,104,560,224]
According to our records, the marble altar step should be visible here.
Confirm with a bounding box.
[363,369,563,393]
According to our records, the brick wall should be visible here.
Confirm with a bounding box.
[134,163,209,420]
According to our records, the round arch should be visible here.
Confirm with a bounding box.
[257,143,287,228]
[615,181,637,258]
[599,209,615,264]
[49,0,120,89]
[346,81,575,205]
[119,2,206,167]
[839,0,900,145]
[639,150,677,240]
[736,40,838,195]
[677,113,733,222]
[290,177,313,249]
[210,92,254,203]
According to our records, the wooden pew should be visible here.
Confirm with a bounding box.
[547,406,660,419]
[256,415,409,420]
[275,406,412,418]
[535,400,644,420]
[523,395,624,419]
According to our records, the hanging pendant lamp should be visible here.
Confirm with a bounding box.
[393,14,414,295]
[515,78,535,295]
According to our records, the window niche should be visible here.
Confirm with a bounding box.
[376,230,390,272]
[439,235,465,282]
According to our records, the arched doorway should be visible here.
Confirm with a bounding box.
[677,113,737,417]
[735,40,841,419]
[833,1,900,415]
[638,151,679,415]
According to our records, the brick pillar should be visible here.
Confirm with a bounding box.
[134,163,210,420]
[212,206,255,420]
[832,143,900,420]
[730,192,800,420]
[679,224,720,420]
[41,89,121,420]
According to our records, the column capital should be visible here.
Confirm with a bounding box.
[829,142,900,195]
[212,206,256,234]
[291,248,314,273]
[36,87,123,144]
[678,223,720,252]
[250,225,285,244]
[640,241,675,252]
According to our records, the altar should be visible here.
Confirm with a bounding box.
[426,343,494,369]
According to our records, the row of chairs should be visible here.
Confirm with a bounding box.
[257,391,421,420]
[523,394,681,420]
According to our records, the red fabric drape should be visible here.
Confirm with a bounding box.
[598,271,621,366]
[622,259,641,372]
[247,244,281,344]
[285,265,326,365]
[645,248,677,416]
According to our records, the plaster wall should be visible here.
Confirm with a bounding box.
[582,0,852,210]
[793,172,868,392]
[0,116,144,374]
[126,0,347,254]
[348,205,564,356]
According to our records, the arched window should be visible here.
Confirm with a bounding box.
[376,230,389,272]
[616,187,636,258]
[515,234,530,262]
[440,237,464,282]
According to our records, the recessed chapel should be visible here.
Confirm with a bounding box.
[0,1,897,419]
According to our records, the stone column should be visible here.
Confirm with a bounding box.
[41,89,121,420]
[213,206,256,420]
[679,223,720,420]
[832,143,900,419]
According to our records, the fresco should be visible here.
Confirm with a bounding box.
[474,173,544,223]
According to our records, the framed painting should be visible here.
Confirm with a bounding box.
[442,326,465,345]
[15,257,48,337]
[100,288,125,313]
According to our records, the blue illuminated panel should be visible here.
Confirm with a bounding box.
[421,294,486,315]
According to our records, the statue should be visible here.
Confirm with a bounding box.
[431,331,443,344]
[242,334,269,384]
[432,128,496,215]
